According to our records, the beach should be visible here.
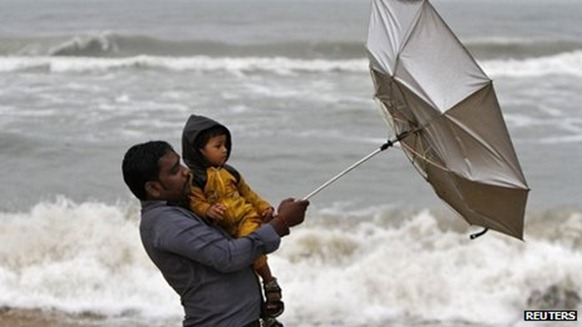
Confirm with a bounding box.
[0,308,114,327]
[1,0,581,325]
[0,308,84,327]
[0,307,182,327]
[0,308,492,327]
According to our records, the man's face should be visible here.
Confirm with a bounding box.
[149,150,191,202]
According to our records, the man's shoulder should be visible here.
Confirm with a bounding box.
[142,200,171,214]
[141,201,196,222]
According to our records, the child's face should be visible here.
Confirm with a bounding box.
[200,134,228,166]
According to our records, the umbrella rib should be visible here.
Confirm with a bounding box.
[447,112,503,162]
[398,1,426,55]
[400,139,448,173]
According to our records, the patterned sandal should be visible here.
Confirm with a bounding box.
[263,278,284,318]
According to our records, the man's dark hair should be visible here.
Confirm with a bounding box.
[122,140,174,200]
[194,125,229,151]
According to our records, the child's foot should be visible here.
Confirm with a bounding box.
[263,278,284,318]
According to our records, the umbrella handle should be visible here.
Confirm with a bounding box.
[302,133,407,201]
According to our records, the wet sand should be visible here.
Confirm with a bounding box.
[0,307,512,327]
[0,307,94,327]
[0,307,177,327]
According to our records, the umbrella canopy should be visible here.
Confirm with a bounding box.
[366,0,529,239]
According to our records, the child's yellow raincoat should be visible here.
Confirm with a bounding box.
[190,166,272,238]
[182,115,272,269]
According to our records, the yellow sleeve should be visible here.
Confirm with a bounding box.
[237,175,272,214]
[189,186,212,218]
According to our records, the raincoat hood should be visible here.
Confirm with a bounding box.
[181,115,232,169]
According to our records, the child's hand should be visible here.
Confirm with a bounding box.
[206,203,227,221]
[261,207,275,222]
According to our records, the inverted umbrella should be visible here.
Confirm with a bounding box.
[305,0,529,240]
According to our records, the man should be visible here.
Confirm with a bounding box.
[121,140,309,327]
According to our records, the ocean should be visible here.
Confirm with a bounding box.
[1,0,581,326]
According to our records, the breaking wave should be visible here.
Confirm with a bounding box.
[466,37,582,60]
[0,55,368,75]
[0,198,581,325]
[1,32,581,60]
[0,33,367,59]
[482,50,582,78]
[1,51,582,78]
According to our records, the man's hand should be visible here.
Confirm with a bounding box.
[261,207,275,222]
[276,198,309,228]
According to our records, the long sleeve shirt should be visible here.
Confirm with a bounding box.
[139,201,281,327]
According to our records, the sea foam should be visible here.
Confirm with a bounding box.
[1,198,581,325]
[1,51,581,78]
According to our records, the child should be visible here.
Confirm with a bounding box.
[181,114,284,318]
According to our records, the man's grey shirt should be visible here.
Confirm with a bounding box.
[139,201,281,327]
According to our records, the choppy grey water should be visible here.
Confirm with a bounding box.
[1,0,581,326]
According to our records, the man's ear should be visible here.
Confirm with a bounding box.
[145,181,161,198]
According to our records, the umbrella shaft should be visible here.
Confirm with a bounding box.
[302,132,408,200]
[303,147,384,200]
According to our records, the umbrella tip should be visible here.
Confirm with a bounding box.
[469,227,489,240]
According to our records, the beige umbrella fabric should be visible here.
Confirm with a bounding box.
[366,0,529,239]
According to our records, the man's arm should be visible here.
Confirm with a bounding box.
[151,206,280,273]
